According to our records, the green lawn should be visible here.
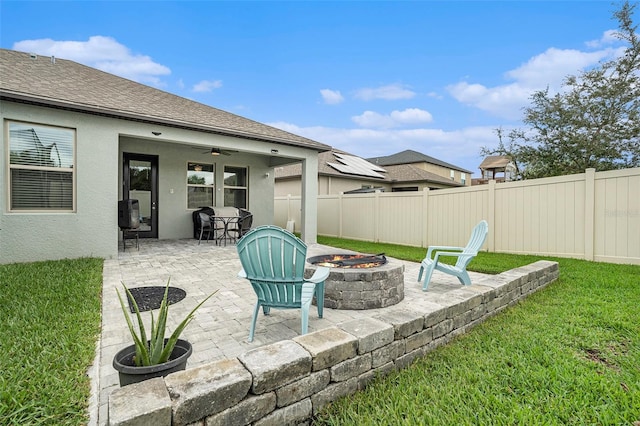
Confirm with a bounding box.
[0,258,103,426]
[313,236,640,425]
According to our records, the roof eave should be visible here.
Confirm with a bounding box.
[1,90,332,152]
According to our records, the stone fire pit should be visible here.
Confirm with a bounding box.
[306,254,405,310]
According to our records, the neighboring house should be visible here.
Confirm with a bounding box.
[472,155,516,185]
[367,149,473,187]
[0,49,330,264]
[275,148,465,196]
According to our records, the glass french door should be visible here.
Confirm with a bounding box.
[123,153,158,238]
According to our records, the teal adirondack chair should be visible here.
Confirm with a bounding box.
[418,220,488,291]
[236,225,330,342]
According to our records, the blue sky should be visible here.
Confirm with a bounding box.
[1,1,628,176]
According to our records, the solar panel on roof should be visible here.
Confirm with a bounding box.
[334,153,386,172]
[327,153,386,179]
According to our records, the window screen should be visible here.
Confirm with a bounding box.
[8,121,75,211]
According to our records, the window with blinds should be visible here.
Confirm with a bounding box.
[8,121,75,211]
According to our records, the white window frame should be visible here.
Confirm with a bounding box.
[461,173,466,185]
[186,162,215,209]
[7,120,76,212]
[223,165,248,208]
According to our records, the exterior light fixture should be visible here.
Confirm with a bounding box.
[270,149,279,154]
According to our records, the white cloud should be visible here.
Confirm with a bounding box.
[505,47,612,87]
[447,81,531,120]
[447,45,618,120]
[320,89,344,104]
[390,108,433,125]
[12,36,170,85]
[352,108,433,129]
[268,121,502,175]
[354,83,416,101]
[352,111,394,128]
[586,29,619,48]
[192,80,223,93]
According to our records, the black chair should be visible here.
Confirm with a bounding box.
[196,212,222,245]
[228,209,253,242]
[119,199,140,251]
[122,229,140,251]
[192,207,215,239]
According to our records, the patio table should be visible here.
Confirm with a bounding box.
[211,215,241,246]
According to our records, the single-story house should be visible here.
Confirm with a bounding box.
[275,148,467,196]
[0,48,331,264]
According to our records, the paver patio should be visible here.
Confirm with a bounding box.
[91,238,490,426]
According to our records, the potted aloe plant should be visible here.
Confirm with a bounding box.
[113,279,217,386]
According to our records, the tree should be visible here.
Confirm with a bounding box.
[482,1,640,179]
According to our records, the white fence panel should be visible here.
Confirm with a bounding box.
[377,192,425,246]
[594,168,640,263]
[274,195,301,233]
[275,167,640,264]
[339,194,377,241]
[425,185,490,249]
[318,195,341,237]
[494,174,586,258]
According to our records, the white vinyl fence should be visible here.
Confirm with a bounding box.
[275,168,640,265]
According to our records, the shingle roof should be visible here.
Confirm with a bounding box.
[367,149,472,174]
[0,49,331,151]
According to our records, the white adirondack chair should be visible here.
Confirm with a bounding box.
[418,220,488,290]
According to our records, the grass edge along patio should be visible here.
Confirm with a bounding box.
[1,237,638,425]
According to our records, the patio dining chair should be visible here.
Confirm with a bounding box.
[196,212,223,245]
[236,225,330,342]
[418,220,488,290]
[227,209,253,242]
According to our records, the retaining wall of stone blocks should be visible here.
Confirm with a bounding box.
[108,260,559,426]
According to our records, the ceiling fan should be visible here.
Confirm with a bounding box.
[197,147,237,156]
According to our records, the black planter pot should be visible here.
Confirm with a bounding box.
[113,339,192,386]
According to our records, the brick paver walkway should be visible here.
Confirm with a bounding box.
[91,238,488,425]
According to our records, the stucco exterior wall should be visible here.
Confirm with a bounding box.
[318,176,389,195]
[274,177,303,197]
[1,102,119,264]
[276,175,392,196]
[275,175,455,197]
[418,162,470,186]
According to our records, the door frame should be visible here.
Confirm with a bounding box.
[123,153,159,238]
